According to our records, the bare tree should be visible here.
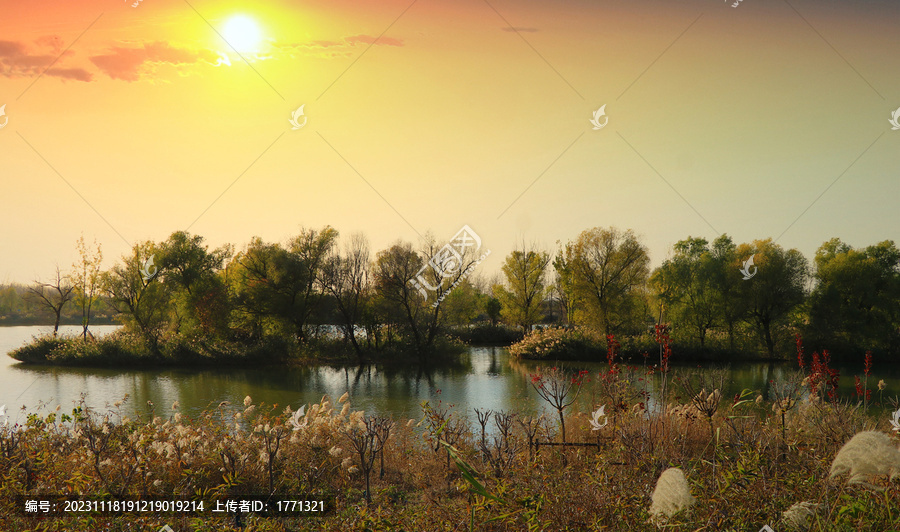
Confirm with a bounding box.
[374,231,481,361]
[27,267,75,335]
[343,415,393,504]
[474,409,519,476]
[321,233,370,361]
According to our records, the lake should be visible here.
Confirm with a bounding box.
[1,326,896,428]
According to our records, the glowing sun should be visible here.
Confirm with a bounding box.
[222,15,262,53]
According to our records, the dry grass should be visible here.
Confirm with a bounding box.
[2,386,899,531]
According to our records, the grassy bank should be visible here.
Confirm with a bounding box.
[1,385,899,531]
[5,330,470,368]
[5,331,301,368]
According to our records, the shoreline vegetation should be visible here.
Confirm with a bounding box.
[4,226,899,369]
[8,323,790,369]
[6,328,475,368]
[3,336,900,531]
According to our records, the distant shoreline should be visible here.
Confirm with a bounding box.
[0,318,119,327]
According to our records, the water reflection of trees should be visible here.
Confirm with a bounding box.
[8,342,900,428]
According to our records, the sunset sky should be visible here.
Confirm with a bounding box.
[1,0,898,284]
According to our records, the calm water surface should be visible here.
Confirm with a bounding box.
[2,326,897,427]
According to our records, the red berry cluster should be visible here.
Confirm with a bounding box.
[654,324,672,374]
[605,335,620,376]
[797,335,840,402]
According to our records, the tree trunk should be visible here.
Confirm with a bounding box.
[762,319,775,357]
[558,408,566,443]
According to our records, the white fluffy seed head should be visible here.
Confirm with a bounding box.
[781,501,822,531]
[829,431,900,485]
[649,467,695,520]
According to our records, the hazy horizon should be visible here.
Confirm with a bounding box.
[2,0,898,284]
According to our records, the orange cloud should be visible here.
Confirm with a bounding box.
[345,34,403,47]
[89,42,218,81]
[0,39,93,82]
[45,67,93,82]
[278,33,404,59]
[34,35,64,54]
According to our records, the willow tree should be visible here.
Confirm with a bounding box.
[651,237,719,348]
[102,243,171,350]
[737,239,808,357]
[560,227,650,337]
[807,238,900,355]
[157,231,231,337]
[373,242,434,359]
[373,233,480,361]
[227,227,337,341]
[494,244,550,332]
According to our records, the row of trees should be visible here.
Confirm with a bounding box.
[18,226,900,362]
[496,228,899,359]
[653,234,900,358]
[24,230,492,362]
